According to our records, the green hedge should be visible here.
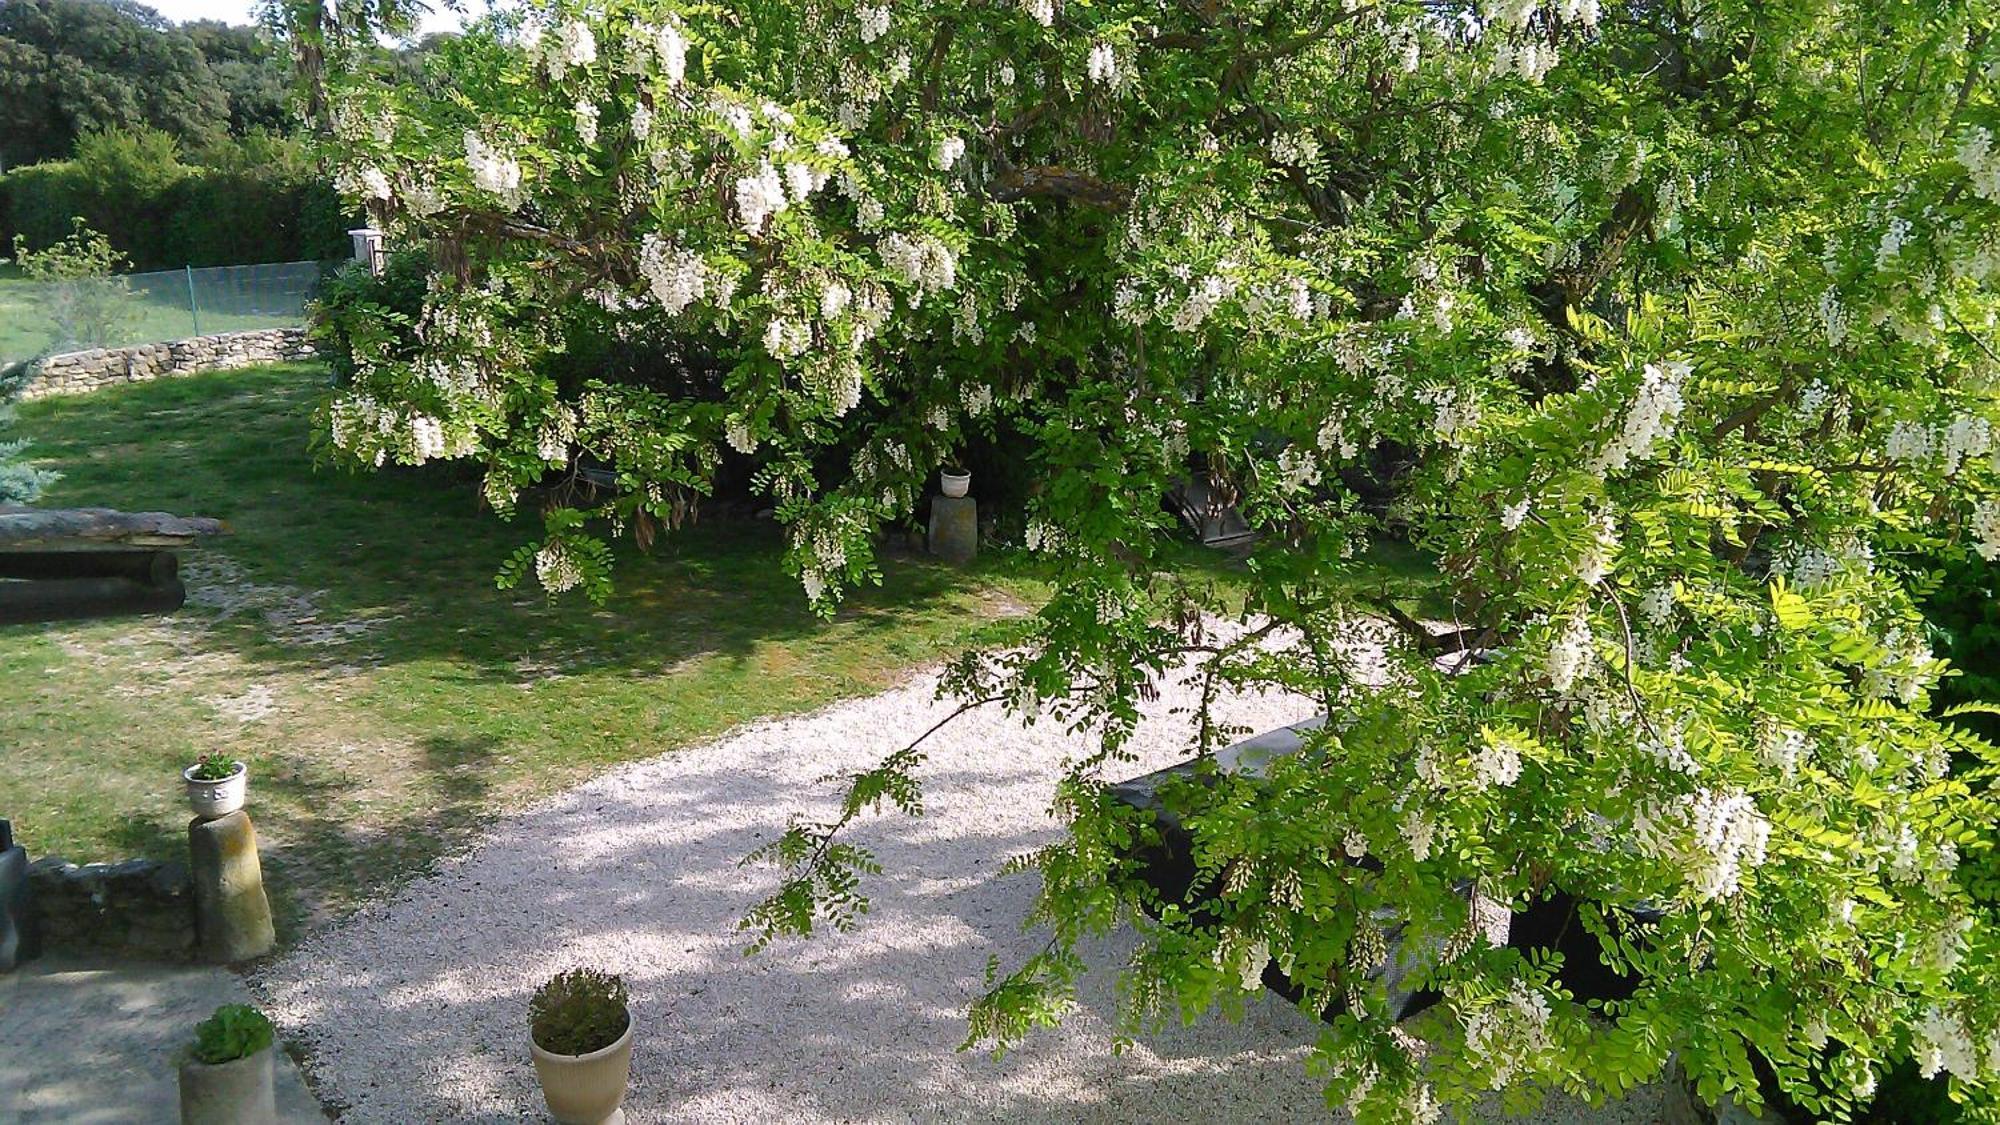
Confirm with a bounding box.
[1,131,353,270]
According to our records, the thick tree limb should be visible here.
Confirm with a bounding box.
[990,165,1134,209]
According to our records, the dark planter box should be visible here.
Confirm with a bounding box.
[1109,721,1661,1020]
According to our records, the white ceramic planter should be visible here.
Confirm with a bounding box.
[531,1013,634,1125]
[178,1044,276,1125]
[183,763,247,820]
[940,469,971,498]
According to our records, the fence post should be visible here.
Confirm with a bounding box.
[185,265,202,337]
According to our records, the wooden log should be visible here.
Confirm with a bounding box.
[0,550,176,583]
[0,577,186,625]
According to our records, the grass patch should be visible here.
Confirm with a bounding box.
[0,364,1048,936]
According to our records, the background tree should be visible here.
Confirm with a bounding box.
[314,1,2000,1119]
[0,0,232,168]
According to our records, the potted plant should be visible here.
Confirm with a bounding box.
[940,465,971,498]
[182,753,247,819]
[529,968,634,1125]
[178,1003,277,1125]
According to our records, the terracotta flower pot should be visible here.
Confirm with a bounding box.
[178,1044,276,1125]
[183,762,247,820]
[530,1011,634,1125]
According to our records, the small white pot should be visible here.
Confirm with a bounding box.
[183,763,247,820]
[940,469,971,499]
[531,1013,634,1125]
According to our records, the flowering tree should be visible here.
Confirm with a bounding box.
[312,0,2000,1118]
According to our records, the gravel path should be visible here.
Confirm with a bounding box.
[258,654,1670,1123]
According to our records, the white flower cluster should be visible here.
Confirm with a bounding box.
[1493,38,1559,82]
[857,4,890,43]
[1484,0,1539,28]
[535,542,583,594]
[1087,42,1128,90]
[337,165,393,202]
[639,235,707,313]
[1960,128,2000,203]
[1172,274,1233,333]
[1818,286,1852,347]
[641,20,688,85]
[880,232,959,299]
[1462,981,1553,1091]
[1417,383,1481,442]
[1590,359,1688,474]
[933,135,966,171]
[1577,511,1618,585]
[543,20,597,81]
[1401,809,1435,861]
[1758,724,1810,775]
[1470,732,1524,791]
[1545,610,1593,695]
[400,172,446,218]
[725,417,758,454]
[1555,0,1600,25]
[1637,788,1771,901]
[763,317,812,360]
[573,99,599,145]
[1914,1007,1986,1082]
[464,131,524,210]
[1974,500,2000,561]
[1021,0,1054,27]
[1867,627,1936,703]
[536,407,576,464]
[329,393,450,467]
[1638,582,1675,627]
[1772,536,1872,590]
[736,163,790,234]
[1878,216,1913,268]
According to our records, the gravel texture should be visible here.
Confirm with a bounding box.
[259,653,1671,1123]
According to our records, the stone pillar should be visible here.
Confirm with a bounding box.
[927,495,977,564]
[0,819,36,971]
[188,812,275,963]
[348,228,387,277]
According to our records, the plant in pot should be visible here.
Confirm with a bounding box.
[183,752,247,820]
[939,464,971,498]
[529,968,634,1125]
[178,1003,277,1125]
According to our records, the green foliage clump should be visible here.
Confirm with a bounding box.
[308,249,431,387]
[0,361,58,505]
[13,218,137,354]
[1,128,353,271]
[185,753,241,782]
[529,969,629,1057]
[190,1004,274,1065]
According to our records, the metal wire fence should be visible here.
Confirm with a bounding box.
[0,260,337,367]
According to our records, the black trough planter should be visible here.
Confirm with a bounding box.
[1109,719,1663,1021]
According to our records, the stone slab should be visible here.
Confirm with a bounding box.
[0,956,326,1123]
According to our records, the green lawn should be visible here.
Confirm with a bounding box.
[0,364,1051,937]
[0,262,306,367]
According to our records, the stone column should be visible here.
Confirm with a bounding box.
[927,496,978,564]
[188,812,275,963]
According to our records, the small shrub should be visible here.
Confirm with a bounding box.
[186,753,240,782]
[0,362,59,505]
[308,249,431,387]
[191,1004,274,1065]
[12,219,136,352]
[529,968,629,1056]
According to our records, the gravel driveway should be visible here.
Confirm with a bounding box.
[258,654,1670,1123]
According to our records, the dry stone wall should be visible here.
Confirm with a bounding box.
[18,328,315,400]
[26,856,198,961]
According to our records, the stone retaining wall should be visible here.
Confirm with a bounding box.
[19,328,315,399]
[26,856,198,961]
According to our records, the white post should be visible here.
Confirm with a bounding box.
[347,228,387,277]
